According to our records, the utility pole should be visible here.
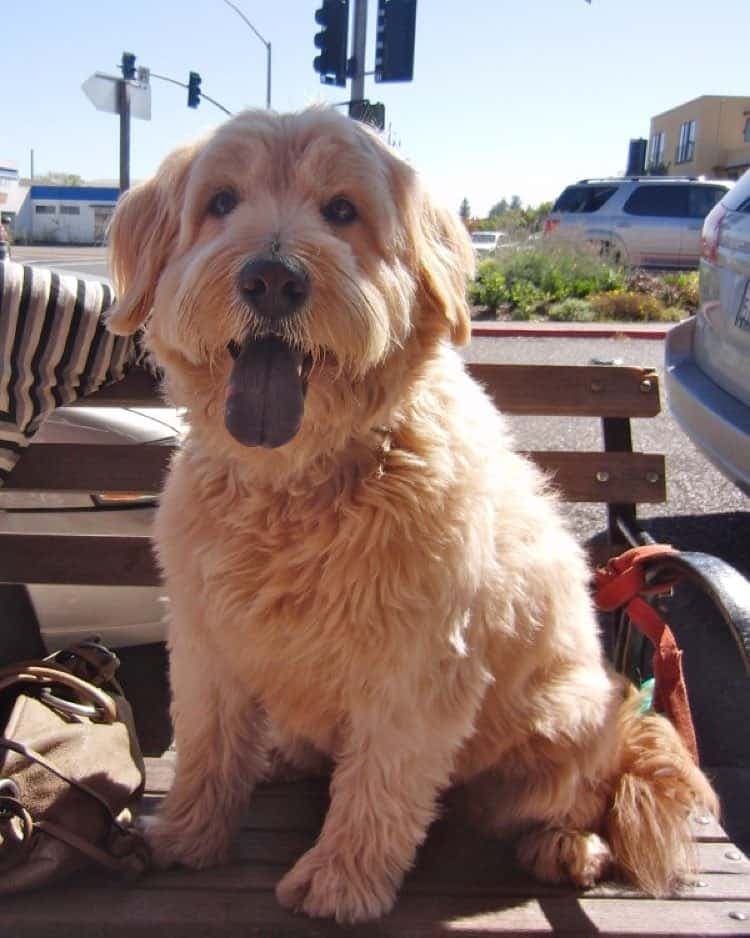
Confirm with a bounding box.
[349,0,368,112]
[118,79,131,193]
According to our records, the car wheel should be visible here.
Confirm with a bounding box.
[600,240,628,266]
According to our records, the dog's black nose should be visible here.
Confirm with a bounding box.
[237,256,310,320]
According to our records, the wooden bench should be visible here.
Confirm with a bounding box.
[1,359,749,936]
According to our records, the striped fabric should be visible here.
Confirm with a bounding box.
[0,260,135,481]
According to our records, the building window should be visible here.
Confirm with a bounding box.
[649,131,665,167]
[744,117,750,143]
[34,205,56,215]
[676,120,696,163]
[60,205,80,215]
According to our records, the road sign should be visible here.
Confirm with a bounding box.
[82,72,151,120]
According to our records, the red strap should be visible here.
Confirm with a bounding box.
[595,545,699,763]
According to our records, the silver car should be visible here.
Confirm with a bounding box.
[545,177,729,268]
[665,168,750,493]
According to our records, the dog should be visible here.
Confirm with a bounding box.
[106,107,718,923]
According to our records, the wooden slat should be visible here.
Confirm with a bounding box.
[80,363,662,418]
[526,451,666,503]
[3,885,749,937]
[2,442,172,492]
[3,758,748,934]
[467,363,661,417]
[0,533,158,585]
[2,444,665,504]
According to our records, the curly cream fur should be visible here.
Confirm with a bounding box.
[107,107,718,923]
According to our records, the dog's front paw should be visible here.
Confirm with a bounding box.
[276,845,397,923]
[139,814,230,871]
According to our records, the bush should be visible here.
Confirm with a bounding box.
[588,291,680,322]
[468,266,508,311]
[660,271,699,311]
[547,298,596,322]
[468,241,696,321]
[623,269,699,312]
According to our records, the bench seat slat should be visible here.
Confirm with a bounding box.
[2,442,172,492]
[2,444,666,504]
[0,533,159,585]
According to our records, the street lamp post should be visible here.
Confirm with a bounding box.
[221,0,272,109]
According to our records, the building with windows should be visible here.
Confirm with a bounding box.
[12,186,120,244]
[0,163,26,229]
[649,95,750,180]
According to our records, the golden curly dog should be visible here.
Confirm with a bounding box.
[107,107,717,923]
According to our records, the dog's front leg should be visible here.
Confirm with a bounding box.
[275,703,467,923]
[146,638,268,870]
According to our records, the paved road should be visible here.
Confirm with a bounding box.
[9,245,111,281]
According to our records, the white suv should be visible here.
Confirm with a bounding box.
[545,176,729,268]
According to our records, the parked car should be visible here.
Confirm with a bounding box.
[471,230,507,258]
[0,406,183,651]
[544,176,730,268]
[665,168,750,493]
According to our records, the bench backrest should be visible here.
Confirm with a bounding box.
[0,362,664,586]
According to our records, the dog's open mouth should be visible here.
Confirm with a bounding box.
[224,335,313,448]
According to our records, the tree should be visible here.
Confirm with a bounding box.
[21,171,85,186]
[510,194,522,211]
[489,198,509,217]
[459,197,471,226]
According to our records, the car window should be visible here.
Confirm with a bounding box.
[472,233,498,244]
[553,185,618,213]
[687,186,727,219]
[623,185,690,218]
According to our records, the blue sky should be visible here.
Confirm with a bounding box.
[3,0,748,215]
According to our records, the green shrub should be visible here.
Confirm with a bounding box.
[659,271,699,311]
[508,280,547,317]
[547,298,596,322]
[469,264,508,311]
[467,241,695,321]
[589,291,667,321]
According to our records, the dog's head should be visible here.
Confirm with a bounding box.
[108,108,473,456]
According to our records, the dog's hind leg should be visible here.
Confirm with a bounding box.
[517,827,614,888]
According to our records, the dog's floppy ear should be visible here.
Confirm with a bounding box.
[106,145,194,335]
[416,196,475,347]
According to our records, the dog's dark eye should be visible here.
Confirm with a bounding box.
[207,189,239,218]
[321,197,357,225]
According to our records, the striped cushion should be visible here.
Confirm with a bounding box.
[0,260,135,481]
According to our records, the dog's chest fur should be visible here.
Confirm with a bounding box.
[155,434,485,745]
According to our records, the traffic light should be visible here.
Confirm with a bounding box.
[349,99,386,131]
[121,52,137,81]
[313,0,349,87]
[187,71,202,109]
[375,0,417,83]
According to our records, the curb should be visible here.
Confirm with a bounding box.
[471,320,671,340]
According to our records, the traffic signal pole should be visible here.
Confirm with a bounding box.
[118,78,131,193]
[350,0,367,108]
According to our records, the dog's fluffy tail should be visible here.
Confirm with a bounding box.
[605,687,719,896]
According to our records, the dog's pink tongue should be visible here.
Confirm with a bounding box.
[225,336,305,448]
